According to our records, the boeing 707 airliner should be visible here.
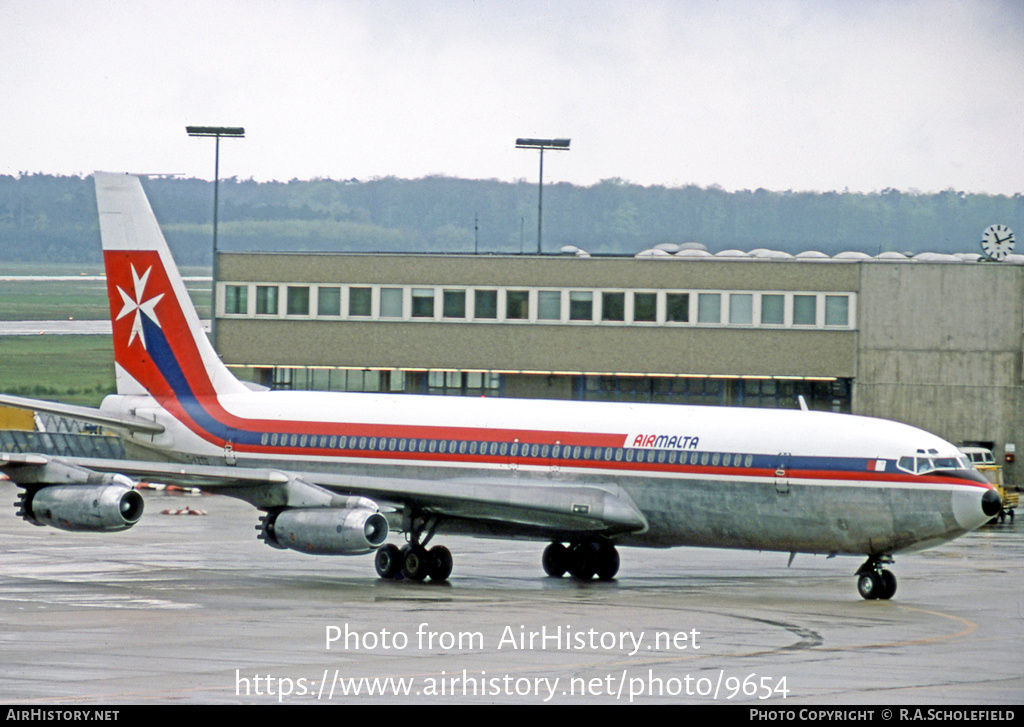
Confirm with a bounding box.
[0,173,1001,599]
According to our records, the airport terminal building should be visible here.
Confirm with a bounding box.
[214,249,1024,484]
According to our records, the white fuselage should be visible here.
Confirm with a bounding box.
[104,388,995,557]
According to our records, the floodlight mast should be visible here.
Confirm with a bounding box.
[186,126,245,351]
[516,138,570,254]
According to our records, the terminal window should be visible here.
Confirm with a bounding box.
[569,291,594,321]
[666,293,689,322]
[412,288,435,318]
[426,370,502,396]
[443,289,466,318]
[634,292,657,322]
[256,285,279,315]
[825,295,849,326]
[761,294,784,325]
[506,290,529,319]
[601,292,625,321]
[729,294,753,324]
[793,295,817,325]
[538,291,561,320]
[380,288,403,318]
[697,293,721,323]
[349,287,372,316]
[286,286,310,316]
[474,290,498,319]
[224,285,247,314]
[318,287,341,316]
[578,374,851,412]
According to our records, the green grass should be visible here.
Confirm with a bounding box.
[0,282,113,321]
[0,335,116,407]
[0,264,212,407]
[1,263,106,276]
[0,266,211,321]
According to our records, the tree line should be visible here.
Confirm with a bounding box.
[0,172,1020,265]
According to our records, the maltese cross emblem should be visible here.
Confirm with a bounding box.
[115,264,165,349]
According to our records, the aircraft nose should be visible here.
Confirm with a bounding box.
[981,488,1002,517]
[952,485,1002,531]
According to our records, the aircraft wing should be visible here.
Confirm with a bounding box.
[0,453,649,538]
[309,469,650,537]
[0,394,165,435]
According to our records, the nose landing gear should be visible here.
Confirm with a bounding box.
[856,557,897,600]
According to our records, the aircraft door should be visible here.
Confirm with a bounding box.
[224,430,238,466]
[774,452,791,494]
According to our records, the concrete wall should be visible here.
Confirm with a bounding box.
[855,262,1023,483]
[219,252,861,292]
[218,318,856,378]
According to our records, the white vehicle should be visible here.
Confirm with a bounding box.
[959,446,996,467]
[0,173,1001,600]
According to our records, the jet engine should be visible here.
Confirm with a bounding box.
[259,507,389,555]
[17,483,145,532]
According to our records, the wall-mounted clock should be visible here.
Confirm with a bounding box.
[981,224,1015,261]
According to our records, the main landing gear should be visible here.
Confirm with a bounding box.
[856,556,897,600]
[374,514,452,582]
[542,538,620,581]
[375,542,452,582]
[374,535,622,583]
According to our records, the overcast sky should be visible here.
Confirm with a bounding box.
[2,0,1022,194]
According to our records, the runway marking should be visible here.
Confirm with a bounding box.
[0,591,199,610]
[851,604,978,648]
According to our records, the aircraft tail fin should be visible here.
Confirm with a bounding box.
[95,172,247,400]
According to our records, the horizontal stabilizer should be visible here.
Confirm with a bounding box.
[0,394,165,435]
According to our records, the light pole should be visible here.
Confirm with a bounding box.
[186,125,245,350]
[515,138,570,254]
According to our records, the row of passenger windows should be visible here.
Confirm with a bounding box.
[254,431,758,468]
[222,284,855,328]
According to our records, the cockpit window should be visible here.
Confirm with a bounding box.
[897,455,970,475]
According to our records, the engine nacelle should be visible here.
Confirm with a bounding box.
[260,507,389,555]
[18,484,145,532]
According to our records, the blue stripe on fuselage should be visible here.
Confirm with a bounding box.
[143,315,257,446]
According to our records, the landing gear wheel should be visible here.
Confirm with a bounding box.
[428,545,453,582]
[857,571,883,600]
[856,559,897,600]
[595,542,620,581]
[375,543,403,579]
[568,541,600,580]
[389,512,453,582]
[879,569,897,600]
[402,544,431,581]
[560,539,620,581]
[542,542,568,577]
